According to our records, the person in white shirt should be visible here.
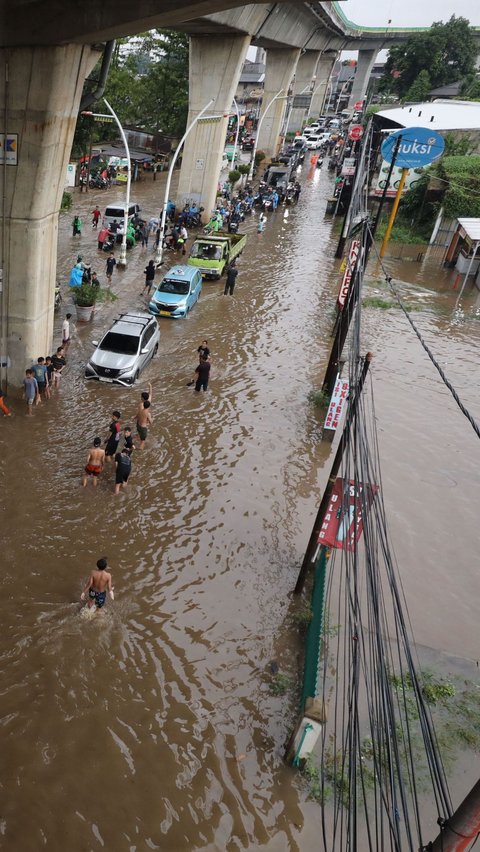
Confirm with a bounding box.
[62,313,72,351]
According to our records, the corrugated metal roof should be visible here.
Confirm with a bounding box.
[377,100,480,131]
[458,218,480,242]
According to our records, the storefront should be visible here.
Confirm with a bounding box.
[444,218,480,281]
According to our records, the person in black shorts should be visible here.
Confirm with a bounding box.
[194,355,211,392]
[114,447,132,494]
[105,410,121,460]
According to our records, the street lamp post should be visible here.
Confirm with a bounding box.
[155,98,215,268]
[249,89,285,181]
[231,98,240,167]
[81,99,132,267]
[103,99,132,267]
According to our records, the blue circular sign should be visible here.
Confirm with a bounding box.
[381,126,445,169]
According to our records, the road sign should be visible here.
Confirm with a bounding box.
[341,157,356,177]
[292,94,312,109]
[354,101,363,110]
[0,133,18,165]
[349,125,363,140]
[381,126,445,169]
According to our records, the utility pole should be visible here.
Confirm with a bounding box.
[295,352,372,594]
[322,136,401,397]
[426,778,480,851]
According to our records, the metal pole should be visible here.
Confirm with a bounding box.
[427,778,480,851]
[248,89,285,181]
[294,353,372,594]
[155,98,215,268]
[456,242,479,301]
[379,166,408,257]
[232,98,240,167]
[103,98,131,267]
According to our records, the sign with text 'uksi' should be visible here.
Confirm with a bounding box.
[381,126,444,169]
[0,133,18,165]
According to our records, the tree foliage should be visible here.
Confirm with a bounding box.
[403,70,431,103]
[380,16,477,99]
[71,30,189,158]
[436,155,480,218]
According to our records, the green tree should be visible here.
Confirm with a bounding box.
[380,16,477,99]
[403,69,431,103]
[71,30,189,157]
[460,73,480,101]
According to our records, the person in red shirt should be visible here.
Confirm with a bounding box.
[91,206,101,229]
[97,226,109,251]
[0,388,11,416]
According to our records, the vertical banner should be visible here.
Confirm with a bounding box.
[324,374,349,434]
[337,239,360,310]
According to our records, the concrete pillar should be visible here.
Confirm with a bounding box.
[309,52,337,118]
[0,45,98,386]
[287,50,320,134]
[348,49,377,108]
[177,35,250,221]
[257,47,301,157]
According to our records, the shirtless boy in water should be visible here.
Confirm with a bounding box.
[80,558,114,611]
[136,383,153,450]
[82,437,105,487]
[136,382,152,419]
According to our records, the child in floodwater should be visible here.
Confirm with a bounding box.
[80,557,114,612]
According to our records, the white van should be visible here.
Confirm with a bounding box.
[103,202,141,228]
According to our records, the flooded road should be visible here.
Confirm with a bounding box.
[1,163,479,851]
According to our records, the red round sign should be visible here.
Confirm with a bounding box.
[349,125,364,140]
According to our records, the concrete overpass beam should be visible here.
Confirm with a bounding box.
[287,50,320,134]
[309,52,338,117]
[348,49,377,108]
[257,47,301,157]
[176,34,250,219]
[0,45,98,386]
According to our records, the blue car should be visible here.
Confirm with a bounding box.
[148,265,202,318]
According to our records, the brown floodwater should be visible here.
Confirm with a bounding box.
[1,164,479,851]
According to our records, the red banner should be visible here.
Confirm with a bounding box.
[318,478,379,552]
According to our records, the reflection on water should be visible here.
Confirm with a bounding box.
[1,166,479,850]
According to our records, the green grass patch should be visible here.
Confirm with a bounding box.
[375,217,430,245]
[308,389,330,407]
[362,297,396,310]
[269,673,292,696]
[61,191,72,212]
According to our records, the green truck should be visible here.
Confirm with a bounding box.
[187,232,247,279]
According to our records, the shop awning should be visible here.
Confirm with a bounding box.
[457,218,480,243]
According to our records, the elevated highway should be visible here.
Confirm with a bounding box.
[0,0,479,383]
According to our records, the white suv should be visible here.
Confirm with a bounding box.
[85,311,160,386]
